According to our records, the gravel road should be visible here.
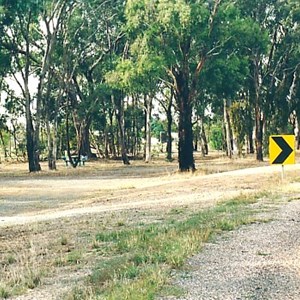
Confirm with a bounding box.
[166,199,300,300]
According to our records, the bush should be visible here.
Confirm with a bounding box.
[210,124,224,150]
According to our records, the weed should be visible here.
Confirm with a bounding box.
[63,286,93,300]
[4,254,16,265]
[60,236,68,246]
[67,250,82,265]
[54,257,64,267]
[25,272,41,289]
[0,285,10,299]
[169,207,185,215]
[257,251,271,257]
[160,284,185,298]
[117,220,125,227]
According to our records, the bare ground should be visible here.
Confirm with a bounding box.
[0,153,300,299]
[0,155,288,226]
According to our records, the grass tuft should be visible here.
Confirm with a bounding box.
[0,285,10,299]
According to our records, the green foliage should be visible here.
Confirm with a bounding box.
[151,117,165,140]
[209,123,224,151]
[205,54,249,100]
[105,53,164,94]
[0,0,300,164]
[0,285,10,299]
[230,100,252,155]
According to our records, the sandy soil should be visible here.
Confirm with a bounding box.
[1,156,298,227]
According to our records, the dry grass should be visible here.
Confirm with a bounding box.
[0,151,299,299]
[0,194,265,299]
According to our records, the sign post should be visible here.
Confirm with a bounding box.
[269,135,295,180]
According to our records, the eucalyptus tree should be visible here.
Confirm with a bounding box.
[202,51,250,157]
[156,84,175,161]
[124,0,247,171]
[2,82,27,159]
[0,29,11,160]
[106,40,164,163]
[0,0,71,171]
[236,0,300,160]
[0,115,8,159]
[266,0,300,138]
[56,0,127,166]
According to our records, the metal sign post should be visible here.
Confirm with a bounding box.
[281,165,285,181]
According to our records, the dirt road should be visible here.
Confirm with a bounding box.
[1,163,299,228]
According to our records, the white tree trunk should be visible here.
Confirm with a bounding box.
[144,96,152,163]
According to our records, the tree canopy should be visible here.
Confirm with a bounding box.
[0,0,299,171]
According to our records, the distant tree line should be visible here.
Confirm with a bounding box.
[0,0,299,172]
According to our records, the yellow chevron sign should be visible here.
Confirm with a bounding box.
[269,135,295,165]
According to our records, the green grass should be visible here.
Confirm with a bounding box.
[0,285,10,299]
[65,193,262,300]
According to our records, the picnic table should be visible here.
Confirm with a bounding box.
[62,155,88,166]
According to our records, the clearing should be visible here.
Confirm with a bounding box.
[0,153,299,299]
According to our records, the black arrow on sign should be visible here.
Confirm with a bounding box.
[271,136,293,164]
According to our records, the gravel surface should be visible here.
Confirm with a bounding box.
[165,200,300,300]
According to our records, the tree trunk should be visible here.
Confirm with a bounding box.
[223,99,232,159]
[26,117,41,172]
[144,95,152,163]
[296,113,300,150]
[80,121,92,157]
[248,129,254,154]
[24,13,40,172]
[255,105,264,161]
[11,122,19,160]
[25,89,41,172]
[113,95,130,165]
[66,113,80,168]
[51,123,58,170]
[0,129,8,159]
[178,104,194,171]
[252,55,264,162]
[90,130,103,158]
[176,71,195,172]
[104,131,110,158]
[166,103,173,161]
[46,110,58,171]
[200,117,208,155]
[194,121,203,156]
[46,120,56,170]
[108,108,116,158]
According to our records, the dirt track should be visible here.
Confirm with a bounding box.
[1,161,299,228]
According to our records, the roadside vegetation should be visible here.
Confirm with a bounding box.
[69,194,264,300]
[0,191,279,300]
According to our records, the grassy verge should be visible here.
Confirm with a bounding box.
[64,193,263,300]
[0,192,274,300]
